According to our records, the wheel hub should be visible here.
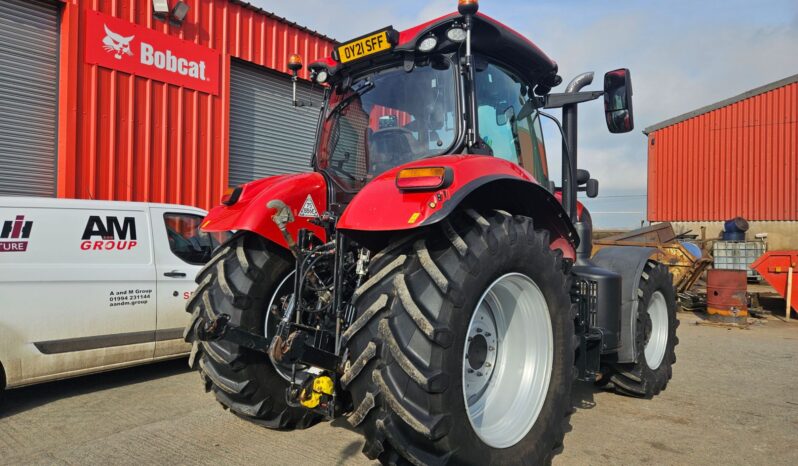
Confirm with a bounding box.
[644,290,669,370]
[462,273,554,449]
[464,306,498,401]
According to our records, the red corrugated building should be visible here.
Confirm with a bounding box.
[0,0,335,210]
[644,74,798,249]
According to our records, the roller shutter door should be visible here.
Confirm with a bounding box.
[229,59,323,185]
[0,0,59,197]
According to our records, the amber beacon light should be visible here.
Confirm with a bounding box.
[458,0,479,16]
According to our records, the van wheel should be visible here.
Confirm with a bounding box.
[184,232,319,429]
[606,261,678,398]
[343,210,575,465]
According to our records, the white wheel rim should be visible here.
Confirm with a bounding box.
[462,273,554,449]
[644,291,668,370]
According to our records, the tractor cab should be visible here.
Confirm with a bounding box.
[281,4,634,231]
[297,10,563,195]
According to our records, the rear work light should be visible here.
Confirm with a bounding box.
[395,167,453,191]
[221,186,243,205]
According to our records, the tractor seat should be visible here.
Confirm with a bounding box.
[368,127,422,174]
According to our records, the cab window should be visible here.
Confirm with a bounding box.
[163,213,230,265]
[475,63,549,185]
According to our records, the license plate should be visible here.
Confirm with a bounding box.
[336,30,392,64]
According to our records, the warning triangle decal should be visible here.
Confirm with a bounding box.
[298,194,319,218]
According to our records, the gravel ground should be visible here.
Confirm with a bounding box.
[1,312,797,465]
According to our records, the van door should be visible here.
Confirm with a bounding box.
[149,208,223,358]
[0,205,158,386]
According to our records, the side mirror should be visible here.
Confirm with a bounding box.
[586,178,599,198]
[496,104,514,126]
[576,169,599,198]
[576,168,590,185]
[603,68,634,133]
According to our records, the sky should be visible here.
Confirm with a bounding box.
[251,0,798,228]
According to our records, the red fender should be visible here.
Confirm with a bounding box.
[336,155,533,230]
[201,173,327,248]
[336,155,578,258]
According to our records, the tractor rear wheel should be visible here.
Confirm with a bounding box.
[343,210,575,465]
[606,261,678,398]
[184,232,320,429]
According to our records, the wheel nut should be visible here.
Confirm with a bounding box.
[485,332,491,337]
[488,346,495,351]
[476,371,483,377]
[485,362,492,368]
[467,369,474,374]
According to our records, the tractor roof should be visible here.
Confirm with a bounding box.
[311,12,559,86]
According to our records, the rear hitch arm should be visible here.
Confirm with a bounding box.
[196,314,273,353]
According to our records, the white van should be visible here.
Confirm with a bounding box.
[0,197,228,394]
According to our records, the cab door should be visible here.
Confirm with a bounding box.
[149,208,218,358]
[475,61,551,186]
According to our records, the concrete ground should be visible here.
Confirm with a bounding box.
[1,312,797,465]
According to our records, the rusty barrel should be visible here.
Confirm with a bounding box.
[706,269,748,322]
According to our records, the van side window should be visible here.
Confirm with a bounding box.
[163,213,229,265]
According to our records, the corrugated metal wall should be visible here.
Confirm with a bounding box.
[648,80,798,221]
[228,59,322,185]
[0,0,60,197]
[58,0,335,210]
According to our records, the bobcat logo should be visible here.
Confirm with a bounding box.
[102,25,134,60]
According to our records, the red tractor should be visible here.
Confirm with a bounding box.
[185,2,678,464]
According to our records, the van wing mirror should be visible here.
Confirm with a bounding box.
[603,68,634,133]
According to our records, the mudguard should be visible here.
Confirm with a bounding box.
[201,172,327,249]
[336,155,578,255]
[592,245,657,364]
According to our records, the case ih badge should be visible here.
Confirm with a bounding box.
[84,10,220,95]
[0,215,33,252]
[80,216,138,251]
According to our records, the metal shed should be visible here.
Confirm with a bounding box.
[644,74,798,249]
[0,0,336,211]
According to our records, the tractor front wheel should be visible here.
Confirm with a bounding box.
[605,261,678,398]
[184,232,320,429]
[343,210,575,465]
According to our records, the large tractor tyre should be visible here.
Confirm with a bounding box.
[606,261,678,398]
[184,231,319,429]
[343,209,576,465]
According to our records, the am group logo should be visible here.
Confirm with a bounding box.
[80,216,138,251]
[0,215,33,253]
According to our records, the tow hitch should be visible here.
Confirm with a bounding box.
[196,313,343,418]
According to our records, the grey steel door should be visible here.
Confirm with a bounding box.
[228,59,323,186]
[0,0,59,197]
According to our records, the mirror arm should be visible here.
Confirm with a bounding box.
[561,72,594,223]
[543,91,604,109]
